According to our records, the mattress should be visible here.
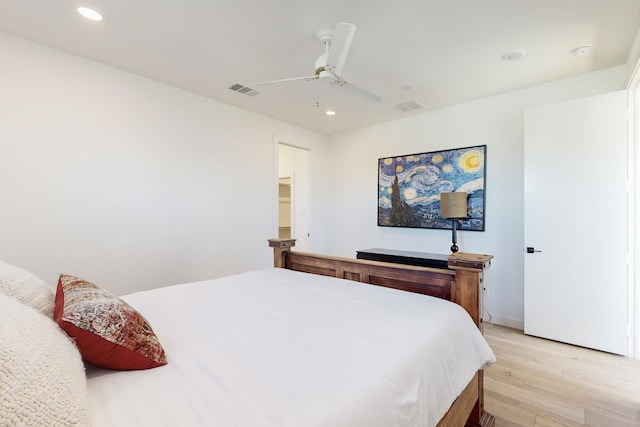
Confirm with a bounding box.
[85,268,495,426]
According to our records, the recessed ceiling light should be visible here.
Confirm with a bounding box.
[501,48,527,62]
[77,7,103,21]
[325,110,336,116]
[571,45,592,56]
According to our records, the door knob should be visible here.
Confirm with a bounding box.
[526,247,542,254]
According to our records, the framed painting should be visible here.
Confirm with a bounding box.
[377,145,486,231]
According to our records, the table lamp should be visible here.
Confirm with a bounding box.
[440,192,468,253]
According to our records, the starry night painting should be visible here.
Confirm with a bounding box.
[378,145,486,231]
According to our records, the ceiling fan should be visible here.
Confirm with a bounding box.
[253,22,382,104]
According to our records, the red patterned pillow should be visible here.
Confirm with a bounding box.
[54,274,167,370]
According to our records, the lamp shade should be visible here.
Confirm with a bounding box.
[440,192,468,219]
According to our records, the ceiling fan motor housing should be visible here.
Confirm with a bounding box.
[315,52,332,78]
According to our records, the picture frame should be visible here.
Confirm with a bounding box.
[377,145,486,231]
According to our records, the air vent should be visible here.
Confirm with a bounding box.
[229,83,260,97]
[394,100,423,112]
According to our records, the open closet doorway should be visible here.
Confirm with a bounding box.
[278,143,312,252]
[278,177,292,239]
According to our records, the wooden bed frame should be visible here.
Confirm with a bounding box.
[269,239,495,427]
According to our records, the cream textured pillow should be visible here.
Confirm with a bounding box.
[0,292,88,425]
[0,259,55,318]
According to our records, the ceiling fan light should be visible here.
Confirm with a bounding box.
[325,110,336,116]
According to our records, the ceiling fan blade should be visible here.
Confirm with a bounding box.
[253,75,318,86]
[326,22,356,76]
[329,79,382,103]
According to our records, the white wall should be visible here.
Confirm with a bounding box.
[322,66,627,329]
[0,32,328,295]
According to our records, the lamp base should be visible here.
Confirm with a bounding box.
[450,219,460,253]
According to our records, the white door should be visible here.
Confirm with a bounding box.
[524,91,628,355]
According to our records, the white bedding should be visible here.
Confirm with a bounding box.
[86,268,495,427]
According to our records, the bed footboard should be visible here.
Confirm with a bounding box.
[268,238,495,427]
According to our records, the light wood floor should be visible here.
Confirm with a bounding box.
[483,323,640,427]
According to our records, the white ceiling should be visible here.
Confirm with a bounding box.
[1,1,639,135]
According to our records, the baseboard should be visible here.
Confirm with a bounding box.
[485,315,523,330]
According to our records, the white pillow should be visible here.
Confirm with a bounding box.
[0,293,88,425]
[0,259,55,318]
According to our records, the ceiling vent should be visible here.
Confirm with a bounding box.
[394,100,423,112]
[229,83,260,97]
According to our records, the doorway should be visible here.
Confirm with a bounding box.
[629,64,640,359]
[278,143,312,252]
[278,177,291,239]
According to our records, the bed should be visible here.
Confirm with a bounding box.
[268,239,496,427]
[0,239,495,427]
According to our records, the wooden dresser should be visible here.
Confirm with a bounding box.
[357,248,492,330]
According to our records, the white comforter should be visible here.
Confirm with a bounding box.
[86,268,495,427]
